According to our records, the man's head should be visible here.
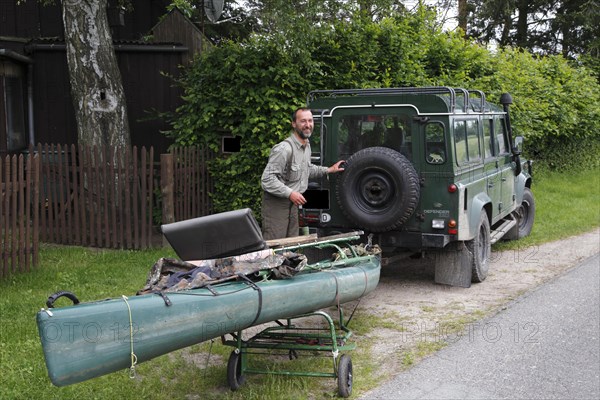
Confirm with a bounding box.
[292,108,313,140]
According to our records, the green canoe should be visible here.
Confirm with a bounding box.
[37,236,380,387]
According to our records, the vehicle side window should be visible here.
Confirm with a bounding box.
[466,119,481,161]
[483,118,493,158]
[495,116,509,155]
[454,120,469,164]
[454,119,480,164]
[425,122,446,164]
[311,119,323,159]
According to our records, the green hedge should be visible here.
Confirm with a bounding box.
[465,48,600,172]
[167,13,600,215]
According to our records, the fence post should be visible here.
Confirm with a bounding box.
[160,153,174,247]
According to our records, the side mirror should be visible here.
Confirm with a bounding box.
[513,136,523,155]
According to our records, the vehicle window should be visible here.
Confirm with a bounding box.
[425,122,446,164]
[466,119,481,161]
[310,118,323,161]
[337,113,412,160]
[453,119,480,165]
[495,116,509,155]
[483,118,493,158]
[454,120,468,164]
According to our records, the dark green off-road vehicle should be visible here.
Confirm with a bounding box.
[300,87,535,287]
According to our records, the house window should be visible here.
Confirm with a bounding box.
[221,136,241,153]
[3,75,27,152]
[1,58,28,154]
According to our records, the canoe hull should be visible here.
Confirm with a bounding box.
[37,257,380,386]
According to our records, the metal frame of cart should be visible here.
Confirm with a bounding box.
[222,305,356,398]
[219,231,376,398]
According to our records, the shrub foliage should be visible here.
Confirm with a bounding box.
[167,13,600,215]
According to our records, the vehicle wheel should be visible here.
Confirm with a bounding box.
[337,354,353,398]
[467,210,491,283]
[336,147,420,232]
[227,350,245,391]
[506,188,535,240]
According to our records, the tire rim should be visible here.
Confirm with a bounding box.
[353,169,395,213]
[517,201,530,230]
[478,224,490,264]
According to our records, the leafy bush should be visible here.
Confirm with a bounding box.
[465,48,600,171]
[167,13,600,216]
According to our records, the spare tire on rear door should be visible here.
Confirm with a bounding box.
[336,147,420,232]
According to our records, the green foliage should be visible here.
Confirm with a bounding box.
[465,47,600,171]
[169,36,315,213]
[167,10,600,215]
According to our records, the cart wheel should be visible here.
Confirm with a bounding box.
[337,354,353,398]
[227,350,245,391]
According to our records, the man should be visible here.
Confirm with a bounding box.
[261,108,345,240]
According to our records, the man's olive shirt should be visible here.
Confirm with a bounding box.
[261,134,328,199]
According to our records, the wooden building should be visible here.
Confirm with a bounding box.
[0,0,208,157]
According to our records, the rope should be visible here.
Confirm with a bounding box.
[204,339,215,378]
[122,295,138,378]
[236,273,263,327]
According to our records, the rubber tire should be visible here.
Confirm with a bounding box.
[337,354,353,398]
[227,351,245,391]
[467,210,491,283]
[336,147,420,233]
[510,187,536,239]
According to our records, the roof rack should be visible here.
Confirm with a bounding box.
[307,86,483,113]
[468,89,487,111]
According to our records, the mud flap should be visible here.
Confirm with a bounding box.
[434,242,473,288]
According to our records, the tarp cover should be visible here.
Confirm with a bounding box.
[137,249,307,294]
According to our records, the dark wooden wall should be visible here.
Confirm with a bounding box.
[0,0,171,40]
[28,47,77,146]
[153,9,207,65]
[0,0,186,157]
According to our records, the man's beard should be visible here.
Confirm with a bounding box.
[295,126,312,140]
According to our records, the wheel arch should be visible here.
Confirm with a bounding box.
[514,173,533,206]
[461,192,492,241]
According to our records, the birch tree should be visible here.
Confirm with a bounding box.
[61,0,130,161]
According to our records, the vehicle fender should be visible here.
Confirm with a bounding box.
[514,171,531,206]
[458,191,491,241]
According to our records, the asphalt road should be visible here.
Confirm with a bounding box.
[360,254,600,400]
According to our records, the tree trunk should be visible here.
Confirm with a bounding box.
[61,0,130,163]
[515,0,530,48]
[458,0,468,35]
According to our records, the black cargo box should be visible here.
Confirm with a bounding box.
[161,208,267,261]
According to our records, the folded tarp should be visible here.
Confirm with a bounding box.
[137,249,307,294]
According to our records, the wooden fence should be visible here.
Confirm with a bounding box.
[161,146,215,225]
[1,153,40,278]
[1,143,215,277]
[32,143,156,249]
